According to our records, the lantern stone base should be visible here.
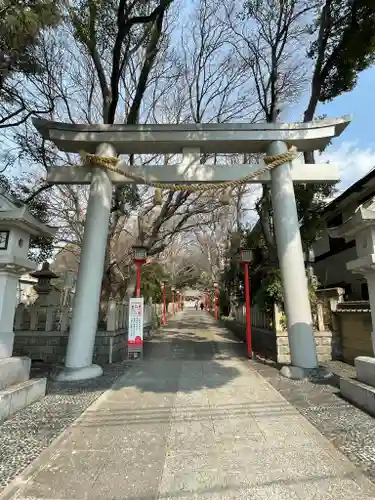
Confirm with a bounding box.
[340,356,375,416]
[0,357,31,389]
[0,357,46,424]
[340,378,375,417]
[355,356,375,387]
[0,330,15,359]
[53,363,103,382]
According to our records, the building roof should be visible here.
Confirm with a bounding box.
[322,167,375,218]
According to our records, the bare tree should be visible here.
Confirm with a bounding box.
[222,0,318,261]
[3,0,261,300]
[0,0,61,129]
[135,0,260,256]
[1,1,178,299]
[224,0,313,122]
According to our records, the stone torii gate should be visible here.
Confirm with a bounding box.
[33,117,350,381]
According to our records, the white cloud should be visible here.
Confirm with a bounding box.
[242,141,375,225]
[319,141,375,193]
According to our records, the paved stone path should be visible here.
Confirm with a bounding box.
[2,311,375,500]
[251,358,375,482]
[0,364,126,492]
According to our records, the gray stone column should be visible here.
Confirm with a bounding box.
[268,140,318,371]
[55,143,115,381]
[364,272,375,355]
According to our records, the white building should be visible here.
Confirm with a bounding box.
[313,168,375,300]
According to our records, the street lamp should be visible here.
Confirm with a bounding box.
[132,243,148,298]
[171,286,176,315]
[161,280,168,325]
[304,247,316,285]
[239,248,254,359]
[214,281,219,320]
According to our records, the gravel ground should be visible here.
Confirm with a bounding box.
[250,358,375,481]
[0,363,126,492]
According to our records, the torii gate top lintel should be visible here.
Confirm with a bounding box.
[32,116,350,155]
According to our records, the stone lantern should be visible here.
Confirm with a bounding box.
[0,189,56,422]
[0,192,56,359]
[30,262,59,295]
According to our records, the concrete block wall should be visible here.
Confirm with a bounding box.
[224,298,337,364]
[13,298,160,365]
[274,298,335,364]
[13,329,127,365]
[275,329,334,364]
[336,308,373,364]
[219,288,374,366]
[13,331,67,363]
[13,324,154,365]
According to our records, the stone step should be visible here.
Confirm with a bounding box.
[355,356,375,388]
[340,377,375,417]
[0,357,31,390]
[0,378,46,424]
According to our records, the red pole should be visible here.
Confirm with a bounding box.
[243,262,252,358]
[215,288,219,320]
[136,262,142,298]
[163,282,167,325]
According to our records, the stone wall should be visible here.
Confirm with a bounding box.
[275,329,334,364]
[224,294,338,365]
[335,303,373,364]
[13,329,130,365]
[274,295,375,365]
[95,330,127,364]
[13,325,155,365]
[13,299,159,365]
[273,300,334,364]
[222,304,277,361]
[220,319,277,361]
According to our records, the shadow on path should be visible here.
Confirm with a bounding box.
[110,310,247,394]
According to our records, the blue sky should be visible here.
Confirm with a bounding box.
[318,68,374,149]
[289,66,375,192]
[243,68,375,226]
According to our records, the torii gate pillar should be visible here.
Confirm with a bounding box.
[269,141,317,372]
[55,143,115,381]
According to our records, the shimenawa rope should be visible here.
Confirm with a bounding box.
[79,146,297,193]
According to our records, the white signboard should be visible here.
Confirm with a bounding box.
[128,297,144,348]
